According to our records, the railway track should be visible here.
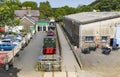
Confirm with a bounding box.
[36,23,62,72]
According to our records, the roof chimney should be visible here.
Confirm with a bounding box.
[22,7,27,10]
[27,7,31,16]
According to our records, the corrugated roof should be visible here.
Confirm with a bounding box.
[25,15,36,23]
[64,12,120,24]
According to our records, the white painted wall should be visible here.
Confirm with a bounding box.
[79,17,120,47]
[115,25,120,47]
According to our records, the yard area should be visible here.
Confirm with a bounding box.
[79,48,120,77]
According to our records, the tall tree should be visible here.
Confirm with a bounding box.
[22,1,38,9]
[90,0,120,11]
[76,5,93,12]
[97,0,112,11]
[61,6,76,15]
[39,1,53,19]
[0,1,20,27]
[54,8,66,22]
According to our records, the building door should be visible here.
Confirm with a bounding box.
[43,26,46,31]
[110,38,117,48]
[115,25,120,47]
[38,26,42,31]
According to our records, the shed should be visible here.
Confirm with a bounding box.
[63,12,120,48]
[35,21,49,32]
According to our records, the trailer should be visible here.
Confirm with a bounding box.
[0,41,22,70]
[36,55,61,71]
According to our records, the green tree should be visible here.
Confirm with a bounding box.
[39,1,53,19]
[89,0,120,11]
[76,5,93,12]
[97,0,112,11]
[0,1,20,27]
[54,8,66,22]
[61,6,76,15]
[22,1,38,9]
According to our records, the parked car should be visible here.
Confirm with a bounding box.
[0,39,16,51]
[4,35,22,45]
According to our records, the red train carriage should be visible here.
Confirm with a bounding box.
[47,30,55,36]
[43,36,56,55]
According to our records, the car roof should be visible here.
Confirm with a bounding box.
[2,39,12,41]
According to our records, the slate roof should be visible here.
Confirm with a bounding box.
[21,15,37,24]
[64,12,120,24]
[14,10,40,18]
[25,15,36,23]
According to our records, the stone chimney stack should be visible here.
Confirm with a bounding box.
[22,7,27,10]
[27,7,31,16]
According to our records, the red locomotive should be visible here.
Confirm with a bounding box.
[42,19,56,55]
[43,36,56,55]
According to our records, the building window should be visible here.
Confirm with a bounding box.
[101,36,107,42]
[85,36,94,42]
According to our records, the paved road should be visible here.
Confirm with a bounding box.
[78,48,120,77]
[14,32,46,76]
[0,32,46,77]
[0,67,19,77]
[0,24,82,77]
[14,32,46,71]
